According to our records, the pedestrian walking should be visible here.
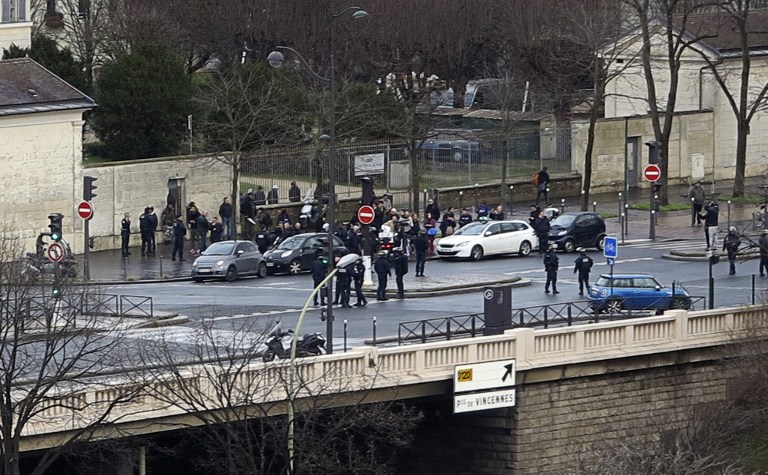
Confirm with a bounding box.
[350,257,368,307]
[543,245,560,294]
[699,201,720,249]
[723,226,741,275]
[171,216,186,261]
[413,229,428,277]
[120,212,131,257]
[688,181,705,226]
[218,197,234,240]
[573,248,594,296]
[759,231,768,277]
[374,251,391,301]
[311,252,329,306]
[393,248,409,299]
[532,210,551,255]
[535,166,550,207]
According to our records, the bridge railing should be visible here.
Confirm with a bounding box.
[19,305,768,449]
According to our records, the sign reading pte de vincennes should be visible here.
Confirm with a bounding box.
[453,359,516,414]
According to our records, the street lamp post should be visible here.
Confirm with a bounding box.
[267,5,368,356]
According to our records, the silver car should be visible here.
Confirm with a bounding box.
[191,240,267,282]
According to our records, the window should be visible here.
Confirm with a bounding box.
[633,277,659,288]
[486,224,501,236]
[2,0,27,22]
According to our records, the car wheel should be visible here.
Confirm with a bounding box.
[470,245,484,261]
[192,277,204,283]
[519,240,532,257]
[262,348,276,362]
[256,262,268,278]
[596,234,606,251]
[288,259,302,275]
[225,265,237,282]
[605,298,623,314]
[563,239,576,253]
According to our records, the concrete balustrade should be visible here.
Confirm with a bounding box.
[18,305,768,451]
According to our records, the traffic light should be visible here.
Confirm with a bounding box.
[645,141,662,165]
[361,176,375,206]
[651,182,662,193]
[48,213,63,241]
[51,282,62,298]
[83,176,98,201]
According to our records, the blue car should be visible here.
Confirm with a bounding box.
[588,274,692,313]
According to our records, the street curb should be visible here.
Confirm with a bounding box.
[362,276,531,299]
[134,315,190,329]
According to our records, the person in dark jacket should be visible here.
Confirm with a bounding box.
[373,251,392,301]
[573,248,594,296]
[440,210,456,236]
[759,231,768,277]
[276,209,291,225]
[425,198,440,222]
[350,258,367,307]
[197,211,210,252]
[458,209,473,228]
[139,207,152,256]
[171,216,187,260]
[186,202,200,252]
[289,181,302,202]
[413,229,429,277]
[240,193,255,239]
[254,186,266,205]
[311,253,329,306]
[532,211,551,255]
[121,212,131,257]
[147,206,158,255]
[218,197,234,240]
[699,201,719,249]
[723,226,741,275]
[393,248,409,299]
[267,185,279,205]
[543,245,560,294]
[536,166,550,207]
[209,217,223,243]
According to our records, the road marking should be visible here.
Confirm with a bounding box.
[505,258,653,275]
[202,302,386,322]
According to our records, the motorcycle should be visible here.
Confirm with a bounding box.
[22,233,78,280]
[262,323,326,362]
[376,225,395,256]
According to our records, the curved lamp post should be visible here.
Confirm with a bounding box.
[267,5,368,357]
[287,252,359,473]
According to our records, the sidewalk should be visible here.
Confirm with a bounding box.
[77,178,761,287]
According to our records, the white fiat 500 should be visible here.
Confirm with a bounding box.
[435,220,538,260]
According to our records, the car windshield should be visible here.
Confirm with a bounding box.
[275,236,304,250]
[454,222,486,236]
[552,215,577,227]
[202,242,235,256]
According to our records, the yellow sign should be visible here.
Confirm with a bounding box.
[457,369,473,382]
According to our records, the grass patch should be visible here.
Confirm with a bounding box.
[630,203,692,212]
[714,194,764,204]
[599,212,619,219]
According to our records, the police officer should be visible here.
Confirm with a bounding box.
[543,244,560,294]
[147,205,158,255]
[759,231,768,277]
[350,257,368,307]
[120,212,131,257]
[336,255,352,308]
[573,247,594,296]
[723,226,741,275]
[171,216,186,261]
[393,248,409,299]
[532,210,551,255]
[374,251,391,301]
[311,252,329,306]
[413,229,429,277]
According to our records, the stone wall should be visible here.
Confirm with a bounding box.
[401,351,745,473]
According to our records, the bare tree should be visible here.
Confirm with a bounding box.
[0,236,144,475]
[688,3,768,197]
[138,318,419,473]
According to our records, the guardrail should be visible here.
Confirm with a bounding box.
[397,297,707,345]
[80,293,153,319]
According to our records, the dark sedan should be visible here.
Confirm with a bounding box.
[263,233,348,274]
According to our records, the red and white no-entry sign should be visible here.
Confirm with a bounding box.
[77,200,94,220]
[357,205,375,225]
[643,164,661,182]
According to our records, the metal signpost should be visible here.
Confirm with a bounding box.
[604,236,618,294]
[643,165,661,241]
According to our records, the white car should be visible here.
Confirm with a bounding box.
[435,220,538,260]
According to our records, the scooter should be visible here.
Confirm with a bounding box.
[262,323,326,362]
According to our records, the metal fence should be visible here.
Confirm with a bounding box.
[240,126,572,209]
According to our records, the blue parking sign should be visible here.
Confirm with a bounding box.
[603,236,618,259]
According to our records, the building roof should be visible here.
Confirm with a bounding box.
[0,58,95,117]
[684,10,768,53]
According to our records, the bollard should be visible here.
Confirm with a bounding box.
[620,212,626,244]
[691,197,696,227]
[618,192,623,239]
[344,319,348,352]
[727,200,732,229]
[560,198,565,215]
[624,203,630,235]
[159,256,164,280]
[122,258,128,280]
[459,191,464,210]
[752,275,756,305]
[372,316,377,346]
[592,201,597,213]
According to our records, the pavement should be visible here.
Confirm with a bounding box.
[75,178,765,289]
